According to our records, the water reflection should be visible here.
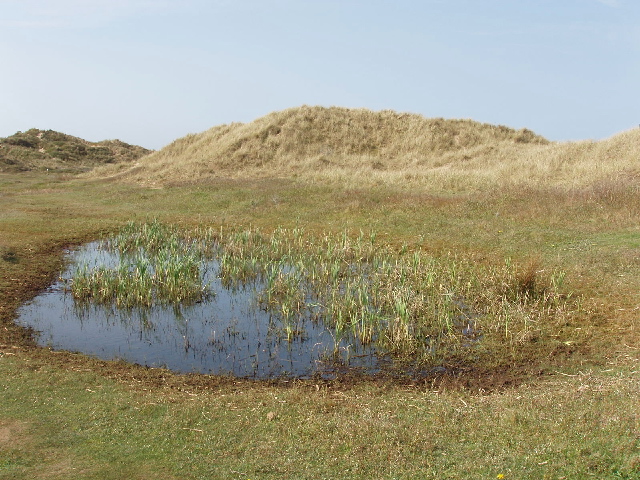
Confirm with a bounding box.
[16,242,379,378]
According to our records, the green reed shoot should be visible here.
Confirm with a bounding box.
[70,220,211,307]
[213,225,577,363]
[70,221,578,366]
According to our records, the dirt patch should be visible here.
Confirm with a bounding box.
[0,419,30,448]
[1,235,99,347]
[30,457,98,480]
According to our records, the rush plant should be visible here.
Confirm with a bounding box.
[69,220,211,307]
[68,221,578,368]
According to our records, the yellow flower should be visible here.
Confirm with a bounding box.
[497,475,505,479]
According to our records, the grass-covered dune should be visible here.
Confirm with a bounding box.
[93,105,549,185]
[92,105,639,192]
[1,107,639,479]
[0,128,152,174]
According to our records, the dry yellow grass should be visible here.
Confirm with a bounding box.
[89,105,640,193]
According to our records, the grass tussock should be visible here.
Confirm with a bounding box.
[69,221,215,307]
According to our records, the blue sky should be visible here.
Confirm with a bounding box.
[1,0,638,149]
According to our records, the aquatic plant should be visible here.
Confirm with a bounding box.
[69,220,211,307]
[68,221,577,368]
[211,225,575,363]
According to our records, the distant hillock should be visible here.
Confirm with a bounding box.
[0,129,152,173]
[93,105,548,185]
[88,105,640,191]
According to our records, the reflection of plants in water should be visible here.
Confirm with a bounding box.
[69,221,578,367]
[70,220,213,307]
[214,225,577,365]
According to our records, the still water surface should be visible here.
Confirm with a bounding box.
[16,242,379,378]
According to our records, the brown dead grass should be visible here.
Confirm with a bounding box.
[88,105,640,194]
[0,419,29,448]
[89,105,545,185]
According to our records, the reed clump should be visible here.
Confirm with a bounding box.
[213,225,577,365]
[69,221,578,367]
[70,220,215,307]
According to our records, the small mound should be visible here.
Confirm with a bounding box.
[0,128,152,173]
[93,105,548,185]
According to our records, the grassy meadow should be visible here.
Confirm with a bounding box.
[1,107,639,479]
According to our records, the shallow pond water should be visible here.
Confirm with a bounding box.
[16,242,381,378]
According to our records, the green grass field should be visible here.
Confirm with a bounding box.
[1,107,639,478]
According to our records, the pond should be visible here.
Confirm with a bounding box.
[16,241,381,378]
[15,222,522,381]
